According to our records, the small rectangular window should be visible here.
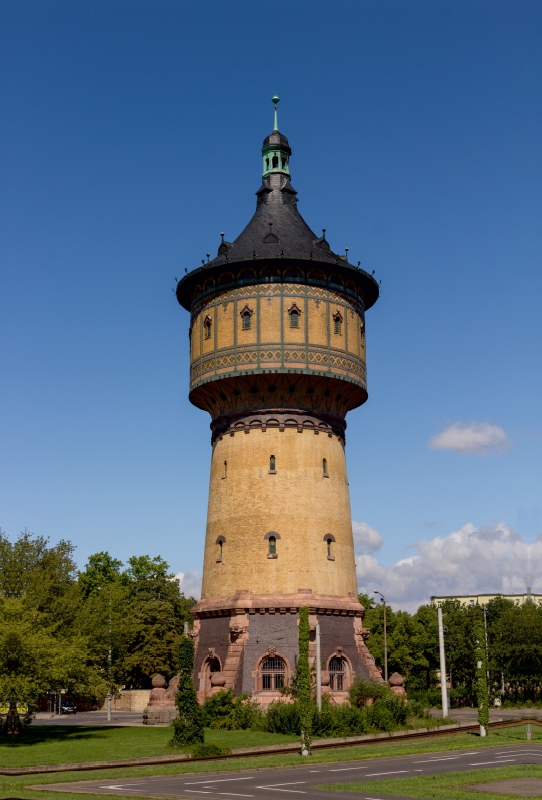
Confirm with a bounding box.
[242,313,251,330]
[334,318,341,334]
[290,311,299,328]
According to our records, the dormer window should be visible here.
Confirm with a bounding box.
[204,315,212,339]
[239,305,253,330]
[333,310,343,335]
[288,303,301,328]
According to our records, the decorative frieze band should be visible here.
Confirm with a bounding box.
[210,409,347,444]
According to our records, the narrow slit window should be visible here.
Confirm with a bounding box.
[290,310,299,328]
[333,311,343,335]
[223,461,227,478]
[219,541,223,559]
[242,311,251,330]
[268,536,277,556]
[322,458,328,476]
[204,316,212,339]
[327,539,332,558]
[269,455,276,472]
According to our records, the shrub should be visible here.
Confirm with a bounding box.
[169,636,204,748]
[204,689,264,731]
[203,688,236,727]
[189,742,231,757]
[366,703,396,732]
[264,700,301,735]
[349,678,390,708]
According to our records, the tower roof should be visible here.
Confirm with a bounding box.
[176,99,379,311]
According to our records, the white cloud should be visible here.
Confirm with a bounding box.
[429,422,511,455]
[354,521,541,612]
[175,570,202,599]
[352,521,383,554]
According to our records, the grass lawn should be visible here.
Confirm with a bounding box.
[0,727,539,800]
[319,763,542,800]
[0,726,298,768]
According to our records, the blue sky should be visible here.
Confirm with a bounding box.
[1,1,541,606]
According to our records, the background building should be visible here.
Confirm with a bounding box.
[176,100,382,704]
[432,593,541,607]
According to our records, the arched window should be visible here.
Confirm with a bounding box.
[272,154,279,169]
[329,656,346,690]
[264,530,280,557]
[269,455,276,472]
[266,157,270,170]
[216,535,226,562]
[204,315,212,339]
[324,534,335,560]
[261,655,285,690]
[322,458,328,476]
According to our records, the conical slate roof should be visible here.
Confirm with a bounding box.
[176,123,379,311]
[212,167,336,266]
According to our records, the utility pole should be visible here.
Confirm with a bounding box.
[483,606,490,686]
[374,591,388,682]
[437,603,449,718]
[107,587,112,722]
[315,622,322,712]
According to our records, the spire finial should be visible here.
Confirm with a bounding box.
[272,94,280,131]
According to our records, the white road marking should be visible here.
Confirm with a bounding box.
[328,766,368,771]
[470,759,516,765]
[414,756,461,763]
[185,778,252,785]
[255,782,306,794]
[217,794,254,797]
[100,787,144,791]
[365,770,421,776]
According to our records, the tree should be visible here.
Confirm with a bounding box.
[121,555,195,687]
[297,606,312,755]
[170,635,204,747]
[0,531,107,724]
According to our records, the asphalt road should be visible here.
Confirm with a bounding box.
[34,712,149,727]
[33,743,542,800]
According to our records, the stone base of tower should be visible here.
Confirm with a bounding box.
[191,589,383,706]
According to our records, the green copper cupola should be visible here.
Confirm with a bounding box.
[262,95,292,177]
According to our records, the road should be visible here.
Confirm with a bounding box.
[33,743,542,800]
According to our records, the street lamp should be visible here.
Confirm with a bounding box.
[374,591,388,683]
[98,585,113,722]
[437,602,449,718]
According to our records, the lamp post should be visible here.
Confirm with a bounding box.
[437,602,449,718]
[98,585,113,722]
[374,591,388,683]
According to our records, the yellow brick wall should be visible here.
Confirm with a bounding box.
[202,427,357,599]
[189,283,366,391]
